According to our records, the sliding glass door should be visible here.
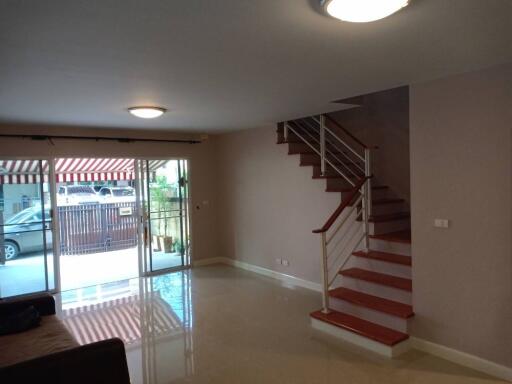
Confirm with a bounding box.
[137,159,190,275]
[0,158,191,298]
[0,160,54,298]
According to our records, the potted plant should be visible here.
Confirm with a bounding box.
[151,176,174,253]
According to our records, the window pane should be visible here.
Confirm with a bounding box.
[0,160,51,298]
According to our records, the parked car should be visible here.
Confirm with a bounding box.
[92,185,106,194]
[57,185,101,206]
[98,187,135,203]
[2,206,52,260]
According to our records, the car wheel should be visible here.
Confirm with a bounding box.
[4,241,19,260]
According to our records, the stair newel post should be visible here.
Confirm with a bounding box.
[283,122,289,142]
[319,114,326,176]
[320,231,330,314]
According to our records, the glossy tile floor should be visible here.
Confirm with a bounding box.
[55,265,506,384]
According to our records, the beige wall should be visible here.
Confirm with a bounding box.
[330,86,410,203]
[0,125,219,261]
[410,63,512,367]
[216,125,340,283]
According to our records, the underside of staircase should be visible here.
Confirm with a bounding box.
[277,122,413,357]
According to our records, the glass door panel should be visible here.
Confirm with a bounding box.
[137,159,190,274]
[0,160,54,298]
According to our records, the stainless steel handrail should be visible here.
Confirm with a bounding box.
[284,114,373,314]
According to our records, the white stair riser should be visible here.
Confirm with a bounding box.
[311,318,411,358]
[369,219,410,235]
[369,238,411,257]
[329,297,410,333]
[346,257,411,279]
[339,276,412,305]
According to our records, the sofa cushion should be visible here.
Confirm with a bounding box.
[0,315,79,368]
[0,305,41,336]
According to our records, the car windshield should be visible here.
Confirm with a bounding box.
[112,189,134,197]
[5,209,36,224]
[5,208,50,224]
[67,186,95,195]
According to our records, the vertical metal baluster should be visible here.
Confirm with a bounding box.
[361,180,370,252]
[365,148,372,218]
[320,115,326,176]
[320,232,330,313]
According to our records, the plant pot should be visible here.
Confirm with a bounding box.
[159,236,173,253]
[152,235,161,251]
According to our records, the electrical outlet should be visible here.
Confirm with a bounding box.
[275,258,282,265]
[282,259,289,266]
[434,219,450,228]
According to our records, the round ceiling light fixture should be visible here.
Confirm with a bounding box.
[128,106,167,119]
[321,0,409,23]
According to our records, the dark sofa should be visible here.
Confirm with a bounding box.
[0,294,131,384]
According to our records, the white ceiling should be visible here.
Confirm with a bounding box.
[0,0,511,132]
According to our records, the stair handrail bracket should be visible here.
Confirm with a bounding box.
[283,113,374,315]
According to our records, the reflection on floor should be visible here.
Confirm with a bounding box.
[0,247,182,297]
[56,266,505,384]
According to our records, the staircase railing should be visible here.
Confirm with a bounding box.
[283,114,373,314]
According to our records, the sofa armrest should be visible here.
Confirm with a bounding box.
[0,293,55,317]
[0,338,130,384]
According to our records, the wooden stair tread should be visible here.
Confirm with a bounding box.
[289,149,345,156]
[353,250,411,266]
[370,230,411,244]
[312,172,364,181]
[340,268,412,291]
[364,212,410,223]
[329,287,414,318]
[311,310,409,346]
[312,173,362,180]
[326,185,388,193]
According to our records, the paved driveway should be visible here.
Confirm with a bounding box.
[0,248,182,298]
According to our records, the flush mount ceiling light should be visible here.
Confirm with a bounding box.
[128,106,167,119]
[321,0,409,23]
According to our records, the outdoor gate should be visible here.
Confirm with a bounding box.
[58,202,138,255]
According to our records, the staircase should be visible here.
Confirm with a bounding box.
[277,115,412,357]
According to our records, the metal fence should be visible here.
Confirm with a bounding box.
[58,202,137,255]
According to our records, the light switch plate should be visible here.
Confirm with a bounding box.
[434,219,450,228]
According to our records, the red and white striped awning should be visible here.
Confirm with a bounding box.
[61,294,182,346]
[0,159,169,184]
[56,158,135,183]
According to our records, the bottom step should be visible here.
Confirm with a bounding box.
[310,310,410,357]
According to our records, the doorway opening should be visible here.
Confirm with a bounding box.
[56,158,139,291]
[138,159,191,274]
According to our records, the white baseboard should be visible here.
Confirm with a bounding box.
[411,337,512,382]
[193,257,321,292]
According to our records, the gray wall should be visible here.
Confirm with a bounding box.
[216,125,340,283]
[410,63,512,367]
